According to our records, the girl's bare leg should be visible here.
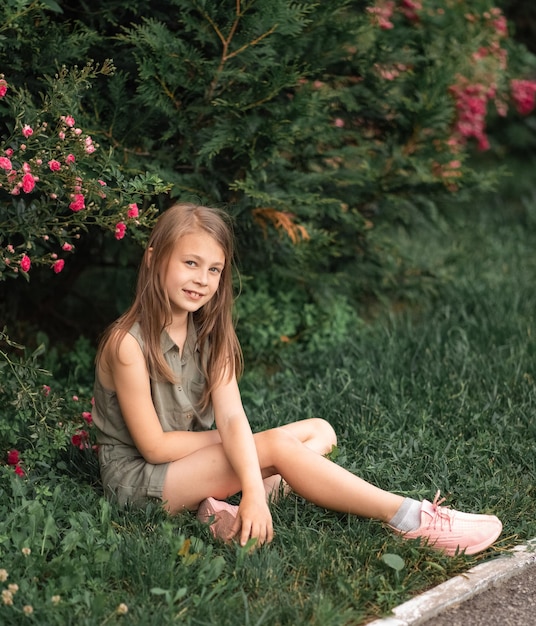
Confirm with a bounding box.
[261,418,337,499]
[256,427,404,521]
[162,419,402,521]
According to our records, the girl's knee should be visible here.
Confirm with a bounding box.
[257,419,337,458]
[255,428,299,471]
[261,427,296,450]
[310,417,337,451]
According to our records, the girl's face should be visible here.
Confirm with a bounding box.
[162,230,225,319]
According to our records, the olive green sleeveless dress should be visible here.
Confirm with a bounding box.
[91,317,214,506]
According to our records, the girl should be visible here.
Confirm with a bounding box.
[92,202,502,556]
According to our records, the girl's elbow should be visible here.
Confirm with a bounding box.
[138,442,164,465]
[142,452,158,465]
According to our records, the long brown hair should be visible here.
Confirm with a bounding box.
[97,202,243,410]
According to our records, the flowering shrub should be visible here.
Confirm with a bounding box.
[0,330,99,481]
[444,7,536,156]
[0,64,170,281]
[361,2,536,195]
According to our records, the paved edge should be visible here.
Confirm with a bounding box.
[367,538,536,626]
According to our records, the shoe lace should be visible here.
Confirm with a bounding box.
[427,490,454,531]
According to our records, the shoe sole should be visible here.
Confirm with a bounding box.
[452,520,503,556]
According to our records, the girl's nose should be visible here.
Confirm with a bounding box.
[195,269,208,285]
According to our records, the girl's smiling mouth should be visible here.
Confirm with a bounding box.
[184,289,204,299]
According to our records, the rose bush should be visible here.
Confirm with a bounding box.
[0,63,170,282]
[0,330,99,482]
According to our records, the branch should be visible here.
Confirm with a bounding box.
[199,1,278,102]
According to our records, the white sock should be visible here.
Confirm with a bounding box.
[388,498,422,532]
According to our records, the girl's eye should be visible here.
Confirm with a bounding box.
[185,260,196,267]
[209,267,221,274]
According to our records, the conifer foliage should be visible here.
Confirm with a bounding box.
[1,0,535,352]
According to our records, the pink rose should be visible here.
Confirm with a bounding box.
[493,16,508,37]
[0,156,12,170]
[65,154,75,165]
[62,243,73,251]
[0,78,7,98]
[64,115,75,127]
[20,254,31,273]
[52,259,65,274]
[84,137,95,154]
[477,135,490,151]
[69,194,85,212]
[21,173,36,193]
[127,203,139,218]
[48,159,61,171]
[22,125,33,138]
[115,222,127,240]
[7,449,20,465]
[511,79,536,116]
[71,430,89,449]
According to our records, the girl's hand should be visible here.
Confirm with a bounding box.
[232,493,273,547]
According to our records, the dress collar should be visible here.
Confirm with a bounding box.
[160,314,199,356]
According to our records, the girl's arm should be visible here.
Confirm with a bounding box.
[104,332,217,463]
[104,332,273,545]
[211,370,274,546]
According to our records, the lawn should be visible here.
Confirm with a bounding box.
[1,173,536,624]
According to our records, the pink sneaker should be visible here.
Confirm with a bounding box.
[390,491,502,556]
[196,497,239,541]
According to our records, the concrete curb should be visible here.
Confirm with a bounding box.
[367,539,536,626]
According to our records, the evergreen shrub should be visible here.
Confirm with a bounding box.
[2,1,536,359]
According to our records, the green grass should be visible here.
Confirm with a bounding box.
[2,182,536,624]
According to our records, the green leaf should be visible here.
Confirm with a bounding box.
[381,553,405,572]
[173,587,187,602]
[41,0,63,13]
[150,588,169,596]
[93,548,111,564]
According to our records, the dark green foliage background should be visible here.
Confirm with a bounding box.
[2,0,536,359]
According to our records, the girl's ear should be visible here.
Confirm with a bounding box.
[146,246,153,267]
